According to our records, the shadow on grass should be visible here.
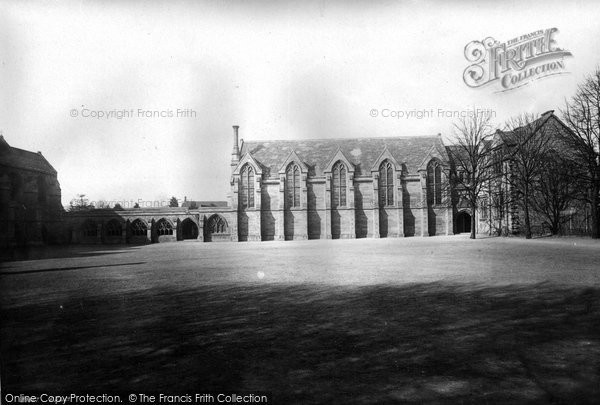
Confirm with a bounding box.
[0,244,145,263]
[2,283,599,404]
[0,262,146,276]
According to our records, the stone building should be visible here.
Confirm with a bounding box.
[454,111,592,237]
[229,126,453,241]
[6,113,590,246]
[0,135,64,247]
[64,126,455,243]
[65,206,235,244]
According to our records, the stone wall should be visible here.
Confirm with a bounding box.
[66,208,236,244]
[0,169,64,247]
[231,173,451,241]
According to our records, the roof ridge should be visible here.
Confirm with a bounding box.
[9,146,43,155]
[1,144,57,174]
[506,111,555,134]
[244,135,443,143]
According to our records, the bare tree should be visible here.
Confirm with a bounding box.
[561,67,600,238]
[502,112,554,239]
[449,112,495,239]
[485,135,516,237]
[531,151,578,235]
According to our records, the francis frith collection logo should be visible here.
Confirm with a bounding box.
[463,28,572,92]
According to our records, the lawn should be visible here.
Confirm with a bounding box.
[1,236,599,403]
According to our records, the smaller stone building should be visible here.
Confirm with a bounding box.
[452,111,593,237]
[0,136,64,247]
[64,206,235,244]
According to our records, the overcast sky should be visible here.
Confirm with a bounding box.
[2,0,599,207]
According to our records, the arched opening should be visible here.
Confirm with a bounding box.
[427,159,443,236]
[181,218,199,240]
[129,219,148,244]
[82,220,97,237]
[240,164,255,209]
[238,164,255,241]
[332,161,347,208]
[457,211,472,234]
[105,219,122,236]
[131,219,147,236]
[427,160,443,206]
[378,160,394,207]
[204,214,228,242]
[285,163,301,208]
[79,220,98,243]
[104,219,123,243]
[284,162,301,240]
[378,160,394,238]
[155,218,175,243]
[331,161,347,239]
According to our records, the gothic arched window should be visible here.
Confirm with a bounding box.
[207,215,228,234]
[105,219,122,237]
[427,160,443,205]
[332,161,347,208]
[83,220,97,237]
[240,164,255,209]
[378,161,394,206]
[131,219,147,236]
[157,219,173,236]
[285,163,301,208]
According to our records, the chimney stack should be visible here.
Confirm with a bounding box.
[231,125,240,165]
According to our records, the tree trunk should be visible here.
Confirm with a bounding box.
[524,204,532,239]
[523,188,532,239]
[592,184,600,239]
[497,216,503,236]
[470,203,477,239]
[550,215,560,235]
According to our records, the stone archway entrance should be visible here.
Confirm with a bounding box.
[180,218,199,240]
[457,211,471,234]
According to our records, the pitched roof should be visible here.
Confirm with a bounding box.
[181,200,228,208]
[240,136,448,177]
[496,110,555,146]
[445,145,468,163]
[0,136,57,175]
